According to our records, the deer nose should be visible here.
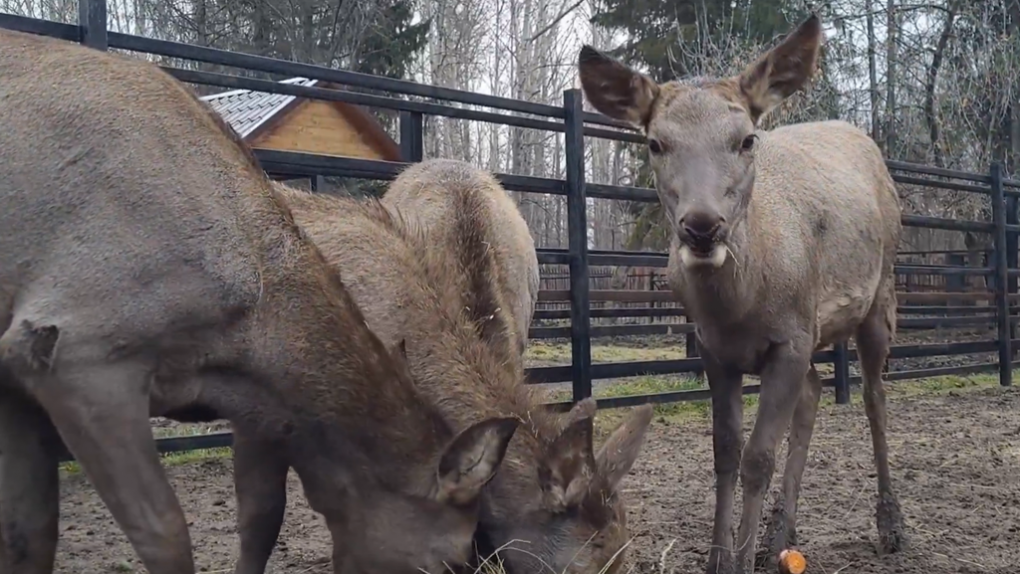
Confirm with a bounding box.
[680,211,725,242]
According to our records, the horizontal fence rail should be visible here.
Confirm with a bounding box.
[5,5,1018,461]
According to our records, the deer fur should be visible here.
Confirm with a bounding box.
[579,14,906,574]
[0,28,518,574]
[380,160,541,357]
[267,160,655,574]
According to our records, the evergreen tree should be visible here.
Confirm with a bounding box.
[354,2,430,80]
[333,1,430,198]
[592,0,810,80]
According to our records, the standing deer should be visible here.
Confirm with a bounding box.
[270,159,654,574]
[578,14,906,574]
[0,28,518,574]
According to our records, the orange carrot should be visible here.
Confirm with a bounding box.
[778,549,807,574]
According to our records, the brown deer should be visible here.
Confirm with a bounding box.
[578,14,905,574]
[267,159,655,574]
[0,28,518,574]
[380,160,541,357]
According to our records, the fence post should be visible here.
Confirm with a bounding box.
[1006,187,1018,357]
[78,0,108,50]
[991,162,1013,387]
[648,270,656,328]
[833,343,850,404]
[399,111,424,163]
[684,326,701,378]
[563,89,592,402]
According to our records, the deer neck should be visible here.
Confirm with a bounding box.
[240,245,450,485]
[408,319,550,455]
[390,309,557,517]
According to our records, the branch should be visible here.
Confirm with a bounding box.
[528,0,584,42]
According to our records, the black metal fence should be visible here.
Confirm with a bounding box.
[4,1,1020,460]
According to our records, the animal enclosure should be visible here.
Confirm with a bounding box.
[1,5,1019,573]
[45,374,1020,573]
[1,1,1019,457]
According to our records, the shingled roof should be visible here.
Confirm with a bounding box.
[200,77,318,139]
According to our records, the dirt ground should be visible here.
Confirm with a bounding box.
[51,381,1019,574]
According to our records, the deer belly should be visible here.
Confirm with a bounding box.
[816,286,878,346]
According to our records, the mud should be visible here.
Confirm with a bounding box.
[52,385,1019,574]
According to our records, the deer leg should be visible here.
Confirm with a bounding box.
[25,360,195,574]
[761,365,822,564]
[233,430,289,574]
[703,353,744,574]
[734,343,810,574]
[0,386,61,574]
[855,306,906,554]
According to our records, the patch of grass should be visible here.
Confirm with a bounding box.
[523,340,571,363]
[561,365,1016,439]
[591,344,687,363]
[882,370,1010,398]
[60,449,231,477]
[58,424,232,477]
[584,374,764,434]
[525,340,686,366]
[157,446,233,467]
[597,374,706,418]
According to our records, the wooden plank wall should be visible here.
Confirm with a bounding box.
[253,100,385,160]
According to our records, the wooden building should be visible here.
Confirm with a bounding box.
[201,77,401,189]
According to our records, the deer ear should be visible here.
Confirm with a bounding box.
[434,417,519,506]
[561,397,597,429]
[539,413,596,511]
[595,404,653,491]
[737,13,823,123]
[578,45,660,128]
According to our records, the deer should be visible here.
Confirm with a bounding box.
[380,160,541,358]
[0,28,519,574]
[263,158,655,574]
[578,14,906,574]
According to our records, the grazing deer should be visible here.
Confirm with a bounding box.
[578,14,905,574]
[0,28,517,574]
[269,159,654,574]
[380,160,541,358]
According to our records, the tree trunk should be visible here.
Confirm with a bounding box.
[866,0,880,143]
[923,1,959,168]
[885,0,898,155]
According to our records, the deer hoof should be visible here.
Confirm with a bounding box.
[876,494,907,554]
[763,501,798,561]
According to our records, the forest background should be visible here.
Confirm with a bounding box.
[6,0,1018,254]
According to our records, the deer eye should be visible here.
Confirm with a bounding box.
[740,134,757,152]
[648,138,663,154]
